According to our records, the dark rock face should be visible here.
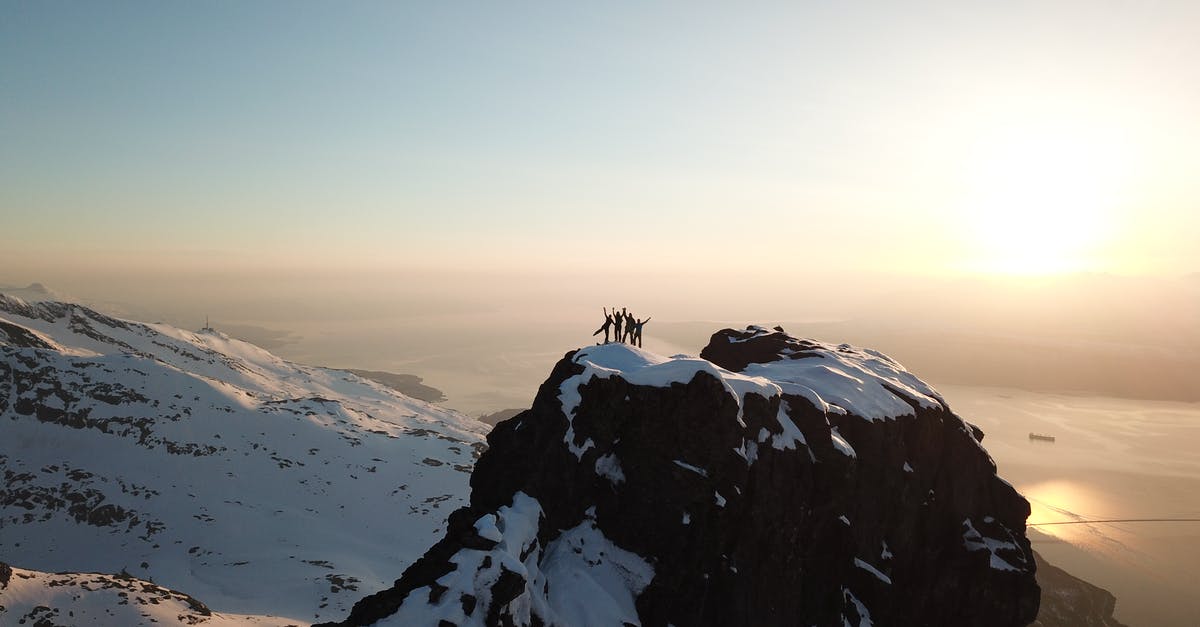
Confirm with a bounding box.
[697,324,824,371]
[1032,551,1127,627]
[325,327,1039,626]
[0,320,56,350]
[477,408,524,427]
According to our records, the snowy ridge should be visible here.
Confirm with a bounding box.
[559,344,780,418]
[0,294,489,624]
[732,325,945,419]
[555,340,944,468]
[557,344,779,459]
[559,336,944,437]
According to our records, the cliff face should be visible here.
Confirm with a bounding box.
[328,326,1039,626]
[1031,551,1127,627]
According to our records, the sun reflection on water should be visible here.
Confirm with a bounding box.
[1021,480,1124,552]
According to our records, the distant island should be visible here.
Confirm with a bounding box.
[344,369,447,403]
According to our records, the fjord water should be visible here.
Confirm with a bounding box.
[943,385,1200,626]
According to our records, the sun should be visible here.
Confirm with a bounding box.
[958,122,1131,275]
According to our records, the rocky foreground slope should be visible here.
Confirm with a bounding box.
[0,294,488,623]
[1031,551,1128,627]
[325,326,1040,626]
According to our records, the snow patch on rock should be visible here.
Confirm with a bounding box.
[377,492,653,626]
[595,453,626,485]
[962,518,1023,572]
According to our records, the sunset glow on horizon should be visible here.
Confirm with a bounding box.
[2,1,1197,290]
[956,118,1134,276]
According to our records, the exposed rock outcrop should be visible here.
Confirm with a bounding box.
[1032,551,1127,627]
[324,325,1039,626]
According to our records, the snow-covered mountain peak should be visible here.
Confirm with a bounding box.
[324,325,1037,627]
[0,282,61,303]
[565,333,945,422]
[0,293,489,623]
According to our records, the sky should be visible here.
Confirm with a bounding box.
[3,0,1198,287]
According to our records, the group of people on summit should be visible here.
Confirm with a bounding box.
[593,307,650,347]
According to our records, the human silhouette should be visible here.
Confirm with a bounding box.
[624,311,636,343]
[613,307,624,343]
[633,317,651,347]
[592,307,614,343]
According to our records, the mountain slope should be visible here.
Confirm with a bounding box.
[0,561,298,626]
[325,326,1039,626]
[0,294,489,624]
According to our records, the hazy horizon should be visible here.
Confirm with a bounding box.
[3,270,1196,416]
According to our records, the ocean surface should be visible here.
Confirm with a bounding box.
[941,384,1200,626]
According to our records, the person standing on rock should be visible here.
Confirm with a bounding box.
[624,310,636,343]
[592,307,615,343]
[613,307,625,343]
[633,317,650,347]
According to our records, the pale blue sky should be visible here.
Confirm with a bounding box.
[3,1,1198,282]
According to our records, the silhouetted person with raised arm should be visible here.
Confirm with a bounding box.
[624,310,636,343]
[592,307,614,343]
[613,307,624,343]
[633,317,650,347]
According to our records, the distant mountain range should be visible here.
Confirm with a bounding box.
[0,282,60,302]
[0,293,488,624]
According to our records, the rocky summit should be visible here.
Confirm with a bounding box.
[324,325,1040,626]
